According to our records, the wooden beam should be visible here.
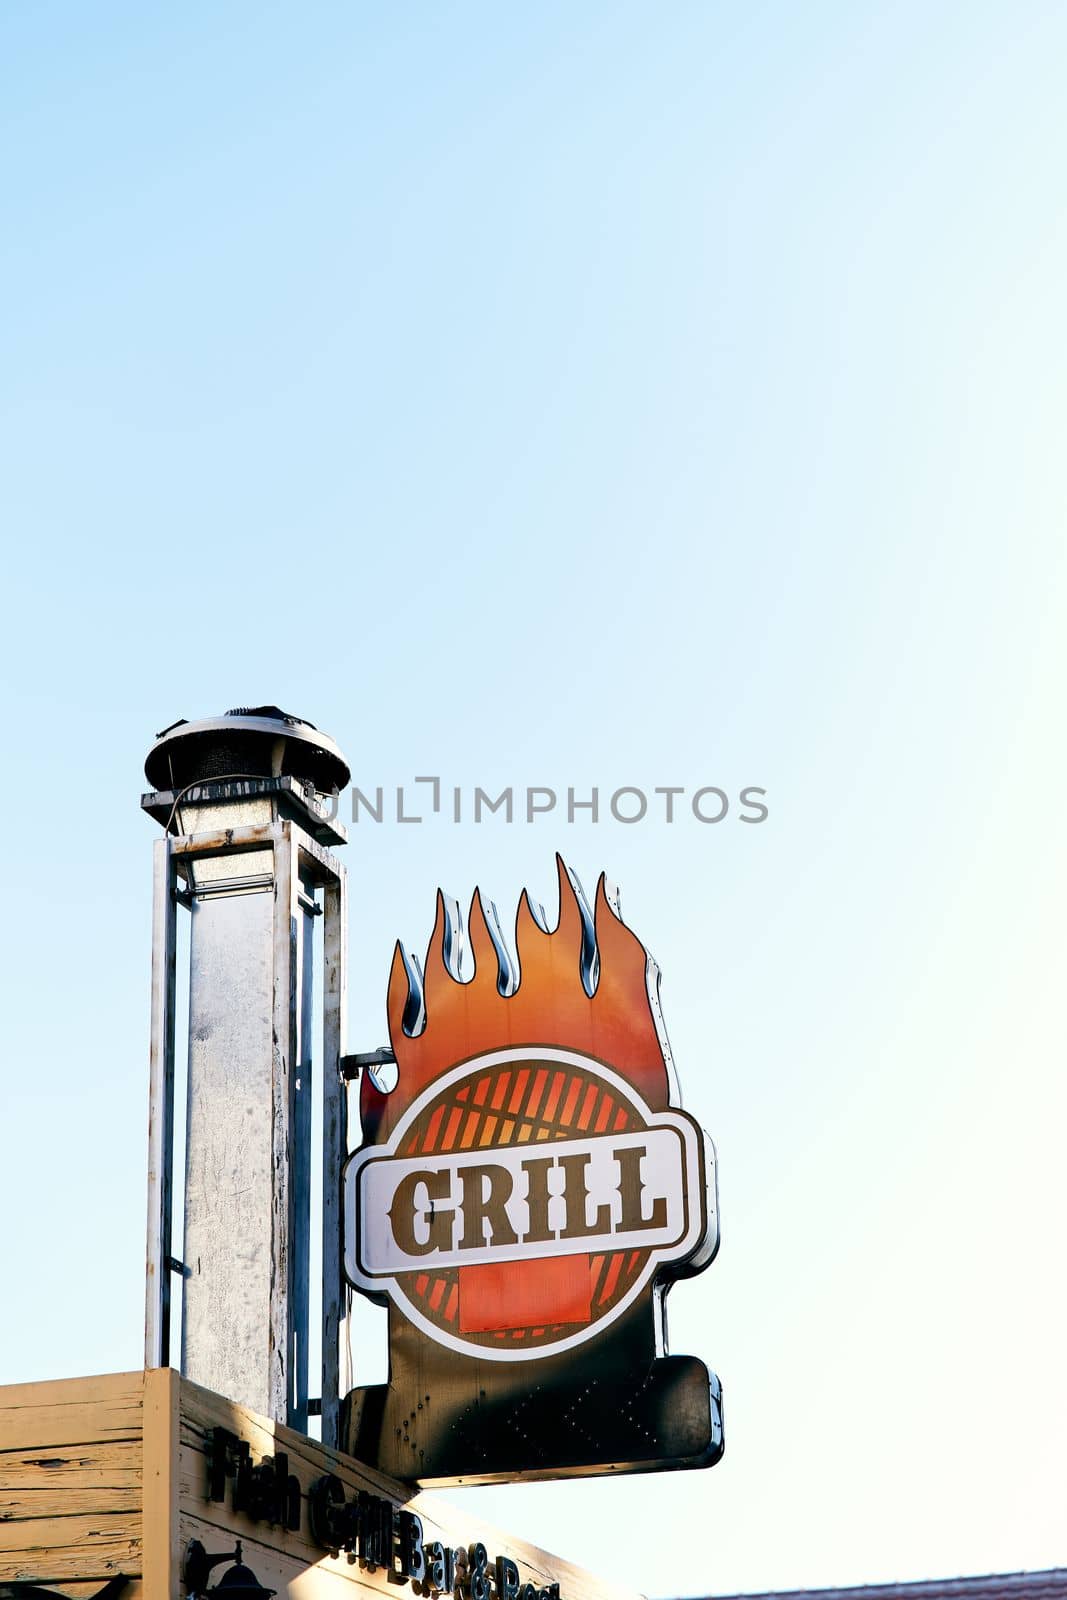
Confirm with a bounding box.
[143,1366,180,1600]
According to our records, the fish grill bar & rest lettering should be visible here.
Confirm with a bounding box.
[207,1425,563,1600]
[310,1477,561,1600]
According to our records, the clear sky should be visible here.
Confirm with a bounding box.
[1,3,1065,1596]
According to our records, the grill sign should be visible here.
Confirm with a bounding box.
[341,857,723,1485]
[347,1052,709,1358]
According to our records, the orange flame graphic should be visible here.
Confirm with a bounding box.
[360,855,677,1144]
[356,856,691,1346]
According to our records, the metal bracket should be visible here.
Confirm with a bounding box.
[191,872,274,901]
[340,1047,396,1081]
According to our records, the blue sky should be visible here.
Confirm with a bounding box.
[1,4,1066,1595]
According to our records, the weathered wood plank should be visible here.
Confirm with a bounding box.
[0,1372,142,1411]
[0,1436,142,1491]
[0,1374,144,1587]
[0,1480,141,1518]
[0,1510,140,1581]
[0,1372,143,1455]
[1,1586,145,1600]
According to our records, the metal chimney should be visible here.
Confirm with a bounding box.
[142,707,350,1444]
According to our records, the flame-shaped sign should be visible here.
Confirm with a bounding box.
[341,858,723,1485]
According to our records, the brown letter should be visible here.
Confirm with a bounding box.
[520,1156,556,1243]
[614,1144,667,1231]
[558,1152,611,1239]
[388,1169,454,1256]
[459,1164,519,1250]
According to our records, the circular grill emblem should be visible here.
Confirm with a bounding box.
[396,1054,649,1353]
[345,1047,712,1363]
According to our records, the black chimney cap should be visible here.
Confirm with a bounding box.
[144,706,350,795]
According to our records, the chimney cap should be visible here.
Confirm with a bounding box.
[144,706,350,795]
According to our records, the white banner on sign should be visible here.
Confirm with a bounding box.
[353,1124,694,1277]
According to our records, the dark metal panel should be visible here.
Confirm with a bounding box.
[270,822,297,1428]
[344,1297,724,1487]
[289,860,316,1435]
[320,870,347,1451]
